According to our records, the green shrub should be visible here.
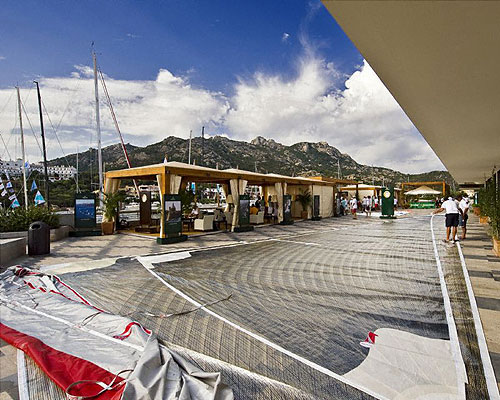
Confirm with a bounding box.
[478,177,500,239]
[296,189,312,211]
[0,206,60,232]
[103,191,126,221]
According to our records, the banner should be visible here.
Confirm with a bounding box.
[31,180,38,191]
[163,194,182,235]
[74,192,97,229]
[6,181,12,189]
[11,198,20,208]
[283,194,292,223]
[1,190,6,197]
[34,190,45,206]
[239,195,250,226]
[313,195,320,218]
[8,194,16,201]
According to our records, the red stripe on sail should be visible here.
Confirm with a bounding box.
[0,322,125,400]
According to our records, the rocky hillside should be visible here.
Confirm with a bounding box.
[48,135,456,186]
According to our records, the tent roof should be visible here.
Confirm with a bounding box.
[106,161,351,187]
[404,185,442,195]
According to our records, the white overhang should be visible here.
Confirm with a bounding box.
[322,1,500,184]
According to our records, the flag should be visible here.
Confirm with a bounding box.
[1,190,7,197]
[34,190,45,206]
[31,180,37,191]
[0,183,4,191]
[11,198,20,208]
[360,331,378,349]
[6,181,12,189]
[8,194,16,201]
[25,161,30,169]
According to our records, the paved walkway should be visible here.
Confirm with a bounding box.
[1,211,499,398]
[459,214,500,391]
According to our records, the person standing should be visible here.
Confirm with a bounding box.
[458,195,469,240]
[341,196,348,216]
[364,196,372,217]
[433,196,462,243]
[350,197,358,219]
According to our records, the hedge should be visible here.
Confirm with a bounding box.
[0,206,60,233]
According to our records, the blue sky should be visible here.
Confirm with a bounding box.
[1,1,360,91]
[0,1,445,173]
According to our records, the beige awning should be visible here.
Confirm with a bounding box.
[404,186,442,196]
[322,1,500,184]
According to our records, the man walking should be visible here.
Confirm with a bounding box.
[365,196,372,217]
[458,195,469,240]
[349,197,358,219]
[433,196,463,243]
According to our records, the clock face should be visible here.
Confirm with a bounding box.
[383,190,391,199]
[141,194,148,202]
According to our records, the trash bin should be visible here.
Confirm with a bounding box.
[28,221,50,256]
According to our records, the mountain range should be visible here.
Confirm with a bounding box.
[47,135,456,187]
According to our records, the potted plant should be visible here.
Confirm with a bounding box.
[296,189,312,220]
[102,191,126,235]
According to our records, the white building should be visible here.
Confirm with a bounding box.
[0,158,76,181]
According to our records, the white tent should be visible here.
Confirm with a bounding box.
[404,185,442,195]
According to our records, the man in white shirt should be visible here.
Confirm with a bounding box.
[349,197,358,219]
[457,195,470,240]
[433,197,463,243]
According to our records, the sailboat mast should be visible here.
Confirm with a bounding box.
[76,147,79,193]
[16,87,28,209]
[188,130,192,165]
[34,81,50,207]
[93,51,104,207]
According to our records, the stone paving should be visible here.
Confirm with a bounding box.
[1,210,499,398]
[459,214,500,391]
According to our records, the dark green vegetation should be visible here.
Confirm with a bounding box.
[48,135,456,187]
[0,205,59,232]
[4,136,456,208]
[296,189,312,211]
[478,174,500,239]
[103,191,126,221]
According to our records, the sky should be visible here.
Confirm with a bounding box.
[0,0,445,173]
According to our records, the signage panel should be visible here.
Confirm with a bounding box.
[239,195,250,226]
[283,194,293,223]
[163,194,182,235]
[74,192,96,229]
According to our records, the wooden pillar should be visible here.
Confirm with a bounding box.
[275,182,284,223]
[156,172,169,239]
[263,185,269,207]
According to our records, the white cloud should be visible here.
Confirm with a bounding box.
[0,56,6,61]
[282,33,290,42]
[0,67,228,163]
[225,56,444,173]
[0,53,445,174]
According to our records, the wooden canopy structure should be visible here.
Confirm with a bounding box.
[105,162,358,241]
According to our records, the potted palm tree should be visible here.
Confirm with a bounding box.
[296,189,312,220]
[102,191,126,235]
